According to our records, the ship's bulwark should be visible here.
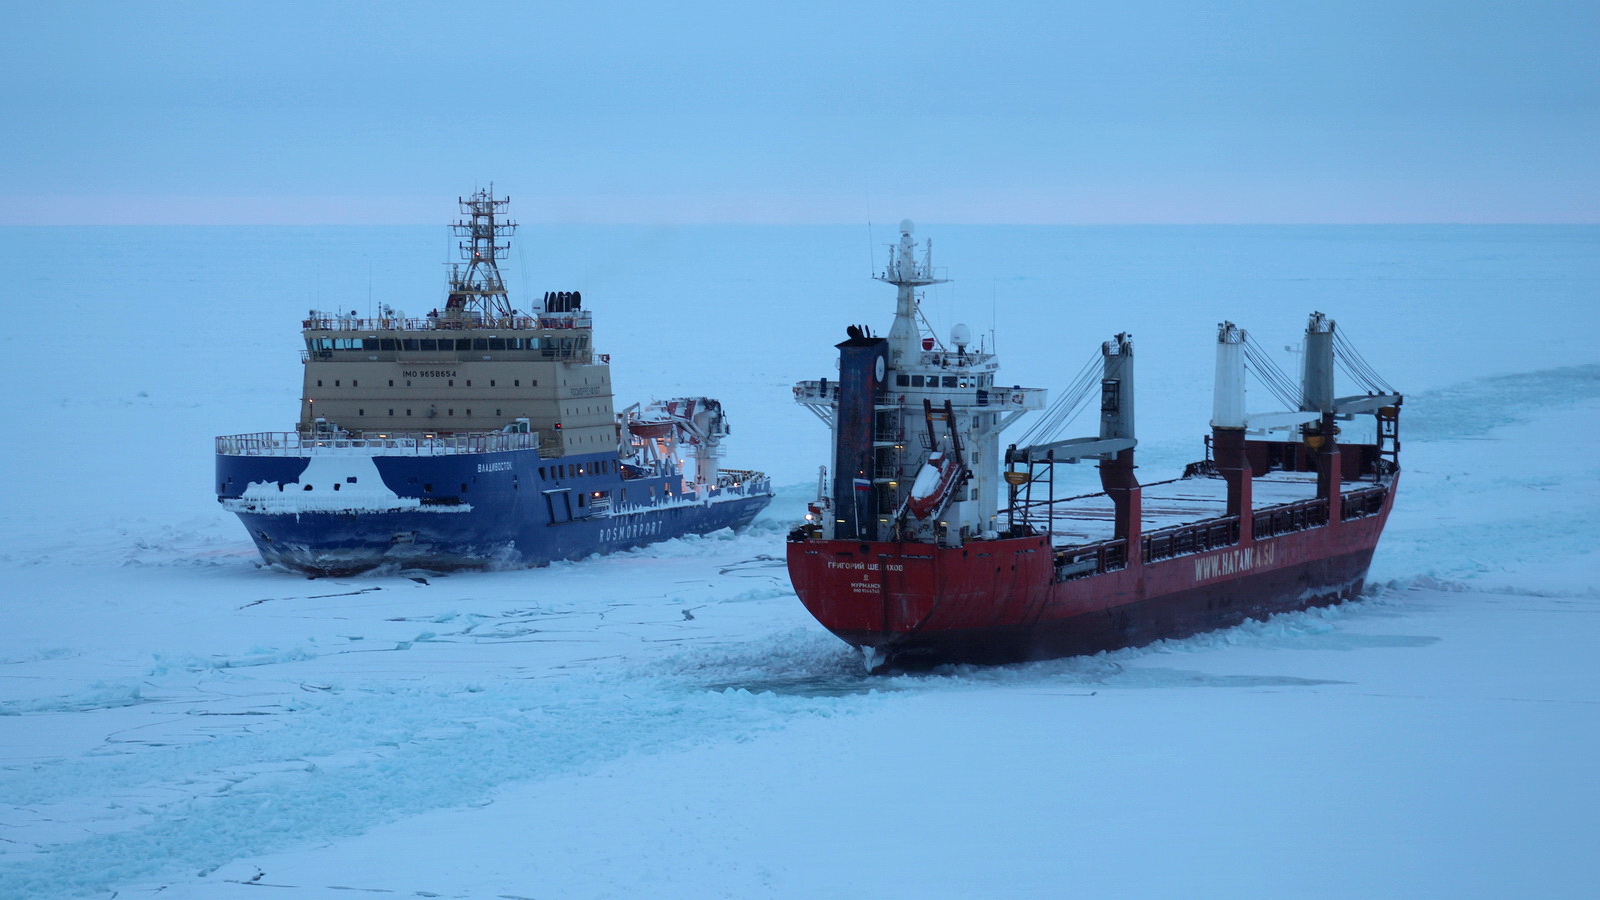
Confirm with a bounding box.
[239,494,767,575]
[788,479,1394,668]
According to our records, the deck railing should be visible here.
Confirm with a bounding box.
[216,431,539,457]
[1142,517,1242,565]
[714,469,769,490]
[792,380,1044,411]
[303,312,590,332]
[1047,482,1391,580]
[1251,497,1330,540]
[1053,539,1128,582]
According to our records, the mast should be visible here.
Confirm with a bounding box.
[1301,311,1341,512]
[876,220,948,368]
[447,187,519,320]
[1211,321,1252,526]
[1098,333,1140,545]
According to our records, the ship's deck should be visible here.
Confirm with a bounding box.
[1016,472,1355,544]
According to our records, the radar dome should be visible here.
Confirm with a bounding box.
[951,323,972,348]
[900,219,915,235]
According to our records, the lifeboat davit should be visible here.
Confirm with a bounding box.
[907,452,964,520]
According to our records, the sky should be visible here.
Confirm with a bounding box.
[3,0,1597,225]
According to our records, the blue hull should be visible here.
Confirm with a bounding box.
[216,446,772,574]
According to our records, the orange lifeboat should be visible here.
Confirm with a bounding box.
[907,452,964,520]
[627,417,674,439]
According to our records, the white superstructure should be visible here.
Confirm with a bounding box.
[795,222,1045,545]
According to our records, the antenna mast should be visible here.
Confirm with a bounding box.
[447,187,519,320]
[876,220,949,368]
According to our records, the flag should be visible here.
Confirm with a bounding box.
[853,477,872,492]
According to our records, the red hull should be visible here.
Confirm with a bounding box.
[787,479,1397,668]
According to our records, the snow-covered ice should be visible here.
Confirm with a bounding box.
[1,225,1597,898]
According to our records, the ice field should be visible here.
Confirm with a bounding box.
[2,224,1597,898]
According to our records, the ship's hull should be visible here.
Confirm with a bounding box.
[787,480,1395,669]
[217,446,771,575]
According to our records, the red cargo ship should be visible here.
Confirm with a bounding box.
[787,222,1402,670]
